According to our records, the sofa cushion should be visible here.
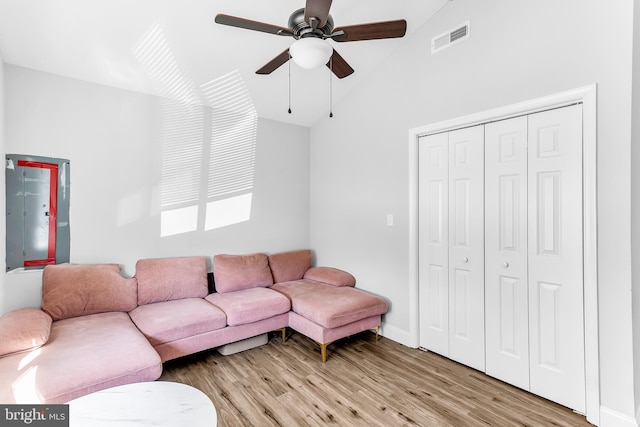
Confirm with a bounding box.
[206,287,290,326]
[42,264,137,320]
[0,312,161,404]
[0,308,52,358]
[129,298,227,346]
[303,267,356,287]
[213,253,273,294]
[135,257,208,305]
[268,249,312,283]
[271,280,388,329]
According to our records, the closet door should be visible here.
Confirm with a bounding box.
[448,126,485,371]
[484,116,530,389]
[528,105,585,413]
[418,133,449,356]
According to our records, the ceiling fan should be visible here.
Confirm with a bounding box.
[215,0,407,79]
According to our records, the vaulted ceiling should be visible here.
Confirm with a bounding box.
[0,0,447,126]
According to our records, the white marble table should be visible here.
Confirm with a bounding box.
[67,381,217,426]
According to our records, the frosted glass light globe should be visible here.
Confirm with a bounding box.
[289,38,333,69]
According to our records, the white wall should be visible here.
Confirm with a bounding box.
[310,0,636,423]
[632,0,640,421]
[2,65,310,313]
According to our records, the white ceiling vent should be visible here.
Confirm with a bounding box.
[431,21,470,54]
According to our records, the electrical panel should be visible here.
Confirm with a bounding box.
[6,154,70,271]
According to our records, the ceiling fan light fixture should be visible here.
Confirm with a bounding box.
[289,37,333,69]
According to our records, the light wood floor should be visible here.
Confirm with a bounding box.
[159,330,591,426]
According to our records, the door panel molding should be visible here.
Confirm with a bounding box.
[485,115,530,391]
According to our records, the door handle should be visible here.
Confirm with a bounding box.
[503,261,509,268]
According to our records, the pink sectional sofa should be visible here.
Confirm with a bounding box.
[0,249,388,404]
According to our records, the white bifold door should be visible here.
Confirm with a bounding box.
[418,125,485,372]
[419,104,585,413]
[484,105,585,413]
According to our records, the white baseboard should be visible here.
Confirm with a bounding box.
[599,406,638,427]
[378,322,414,348]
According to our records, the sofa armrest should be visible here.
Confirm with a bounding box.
[0,308,52,358]
[303,267,356,287]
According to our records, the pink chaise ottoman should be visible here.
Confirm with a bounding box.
[269,250,388,362]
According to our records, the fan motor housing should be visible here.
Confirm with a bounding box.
[288,8,334,39]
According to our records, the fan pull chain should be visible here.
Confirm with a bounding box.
[288,51,292,114]
[329,55,334,118]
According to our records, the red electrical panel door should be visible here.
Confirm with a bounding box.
[17,160,58,268]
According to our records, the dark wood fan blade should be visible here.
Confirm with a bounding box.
[256,49,291,75]
[333,19,407,42]
[326,49,354,79]
[215,14,294,37]
[305,0,332,28]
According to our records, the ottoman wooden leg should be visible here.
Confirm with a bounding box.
[321,343,328,363]
[279,327,287,343]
